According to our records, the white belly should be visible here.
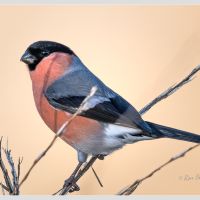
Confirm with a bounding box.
[75,123,152,156]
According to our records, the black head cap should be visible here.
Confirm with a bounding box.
[21,41,74,71]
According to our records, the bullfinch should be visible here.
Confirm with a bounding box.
[21,41,200,185]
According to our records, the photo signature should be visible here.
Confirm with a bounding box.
[179,174,200,181]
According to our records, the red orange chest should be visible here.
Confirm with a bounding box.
[29,53,102,146]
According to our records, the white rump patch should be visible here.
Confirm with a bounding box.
[104,123,152,144]
[104,124,142,136]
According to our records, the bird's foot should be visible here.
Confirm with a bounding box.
[69,184,80,193]
[63,177,80,193]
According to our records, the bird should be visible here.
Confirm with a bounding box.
[21,40,200,189]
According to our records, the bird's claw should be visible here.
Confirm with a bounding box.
[69,184,80,193]
[63,177,80,193]
[63,177,73,187]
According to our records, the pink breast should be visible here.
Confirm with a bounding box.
[29,52,102,147]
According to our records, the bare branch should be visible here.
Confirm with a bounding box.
[0,137,13,194]
[17,157,23,182]
[0,182,5,195]
[118,144,199,195]
[91,166,103,187]
[0,183,9,193]
[0,138,22,195]
[139,65,200,115]
[19,86,98,188]
[4,147,19,195]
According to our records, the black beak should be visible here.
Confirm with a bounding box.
[20,51,37,65]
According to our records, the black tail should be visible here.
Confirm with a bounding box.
[146,121,200,143]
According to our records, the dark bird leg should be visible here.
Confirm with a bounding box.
[60,154,100,195]
[63,162,83,193]
[60,151,88,194]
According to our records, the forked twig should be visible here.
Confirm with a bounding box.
[0,138,22,195]
[4,148,19,194]
[0,137,13,194]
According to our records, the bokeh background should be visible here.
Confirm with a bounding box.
[0,5,200,194]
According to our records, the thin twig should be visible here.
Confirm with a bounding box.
[19,86,98,188]
[0,137,13,194]
[139,65,200,115]
[53,188,63,195]
[118,144,199,195]
[0,138,21,195]
[91,166,103,187]
[0,183,9,192]
[0,182,5,195]
[4,148,19,195]
[17,157,23,182]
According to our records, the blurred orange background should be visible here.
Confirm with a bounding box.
[0,5,200,194]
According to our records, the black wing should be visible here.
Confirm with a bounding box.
[45,91,151,132]
[45,95,134,127]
